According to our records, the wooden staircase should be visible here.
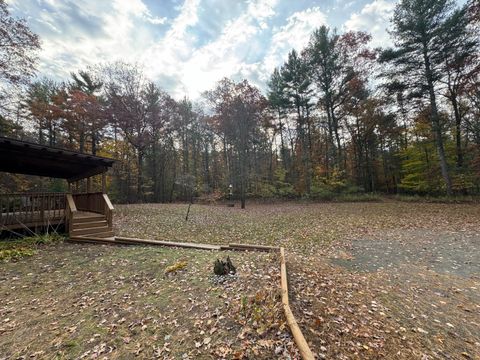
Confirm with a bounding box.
[70,212,114,240]
[66,193,115,242]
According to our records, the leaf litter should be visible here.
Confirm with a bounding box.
[2,201,480,359]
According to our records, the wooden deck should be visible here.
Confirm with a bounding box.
[1,192,66,231]
[1,192,114,238]
[0,210,106,231]
[1,209,65,230]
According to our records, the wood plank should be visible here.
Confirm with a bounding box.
[71,226,110,236]
[279,247,315,360]
[72,220,108,229]
[114,237,221,250]
[228,243,280,252]
[92,231,115,238]
[68,236,118,245]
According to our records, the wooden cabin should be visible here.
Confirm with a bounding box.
[0,136,116,240]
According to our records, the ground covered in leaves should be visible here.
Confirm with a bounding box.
[114,201,480,359]
[2,201,479,359]
[0,243,298,359]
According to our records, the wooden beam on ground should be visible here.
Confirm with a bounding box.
[64,235,314,360]
[114,236,221,250]
[227,243,280,252]
[280,247,289,306]
[279,247,315,360]
[68,236,117,245]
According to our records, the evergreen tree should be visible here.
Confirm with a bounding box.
[267,68,290,171]
[281,50,314,194]
[380,0,461,195]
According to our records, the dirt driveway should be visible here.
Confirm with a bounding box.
[292,227,480,359]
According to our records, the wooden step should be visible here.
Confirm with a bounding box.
[73,215,105,223]
[71,226,111,236]
[73,220,107,229]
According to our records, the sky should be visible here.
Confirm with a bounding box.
[9,0,398,99]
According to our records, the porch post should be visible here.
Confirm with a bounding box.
[87,177,92,193]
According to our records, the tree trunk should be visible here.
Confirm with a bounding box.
[137,150,144,202]
[91,131,97,155]
[240,149,246,209]
[423,46,453,195]
[152,140,159,202]
[450,94,463,169]
[332,109,342,168]
[204,140,210,192]
[79,130,85,153]
[278,112,288,171]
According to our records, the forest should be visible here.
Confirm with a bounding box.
[1,0,480,204]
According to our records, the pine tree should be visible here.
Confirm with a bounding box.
[267,68,290,171]
[380,0,461,195]
[281,50,314,194]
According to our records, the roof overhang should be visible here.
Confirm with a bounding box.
[0,136,115,182]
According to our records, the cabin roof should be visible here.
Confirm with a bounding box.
[0,136,115,182]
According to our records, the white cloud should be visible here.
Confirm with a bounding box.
[27,0,165,80]
[344,0,395,47]
[140,0,201,88]
[173,4,327,97]
[260,7,327,81]
[144,0,279,98]
[113,0,167,25]
[11,0,336,99]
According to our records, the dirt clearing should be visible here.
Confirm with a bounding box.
[2,201,479,359]
[0,243,296,359]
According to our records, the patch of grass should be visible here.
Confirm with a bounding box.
[0,233,64,261]
[0,247,36,261]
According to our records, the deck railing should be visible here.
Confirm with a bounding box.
[0,192,66,228]
[65,193,77,234]
[0,191,114,233]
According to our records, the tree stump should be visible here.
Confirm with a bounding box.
[213,256,236,275]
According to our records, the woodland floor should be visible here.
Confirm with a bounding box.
[0,244,293,359]
[1,201,479,359]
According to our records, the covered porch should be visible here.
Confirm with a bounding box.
[0,136,115,238]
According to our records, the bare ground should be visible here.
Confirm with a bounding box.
[0,243,296,359]
[114,201,480,359]
[1,201,480,359]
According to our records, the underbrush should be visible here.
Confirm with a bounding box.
[0,233,64,261]
[333,193,382,202]
[393,194,480,203]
